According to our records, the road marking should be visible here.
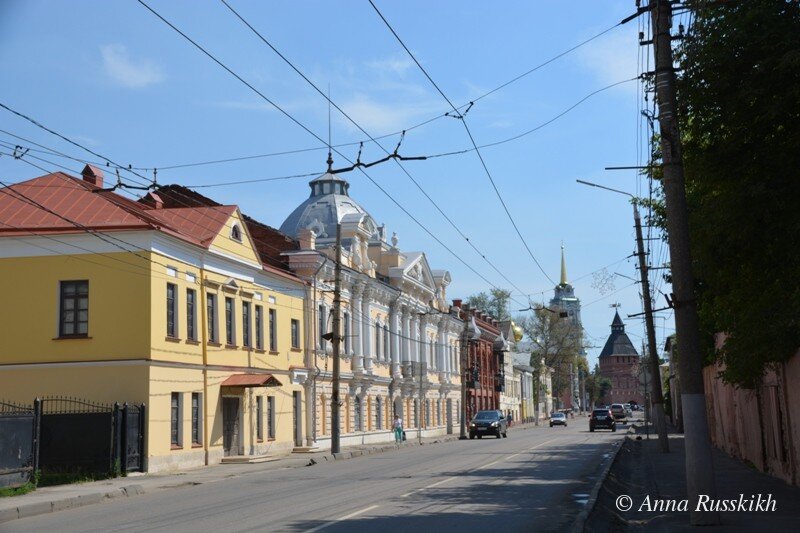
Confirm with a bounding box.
[305,504,380,532]
[402,436,564,498]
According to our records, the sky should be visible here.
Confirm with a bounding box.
[0,0,677,367]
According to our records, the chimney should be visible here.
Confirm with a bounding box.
[452,299,462,309]
[81,164,104,188]
[297,228,317,250]
[143,192,164,209]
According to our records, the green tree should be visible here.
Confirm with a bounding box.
[650,1,800,387]
[466,288,512,321]
[518,309,583,403]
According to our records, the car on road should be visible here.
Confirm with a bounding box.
[469,410,508,439]
[610,403,626,420]
[590,408,616,432]
[550,412,567,427]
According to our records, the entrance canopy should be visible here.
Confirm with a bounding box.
[220,374,282,388]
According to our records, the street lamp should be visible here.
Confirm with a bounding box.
[459,315,481,439]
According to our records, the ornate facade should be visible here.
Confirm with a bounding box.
[280,171,463,448]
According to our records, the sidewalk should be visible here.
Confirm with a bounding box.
[585,426,800,531]
[0,422,538,525]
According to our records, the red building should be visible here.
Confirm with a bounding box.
[453,301,502,421]
[597,311,644,407]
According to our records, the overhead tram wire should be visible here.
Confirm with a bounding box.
[116,14,625,173]
[133,0,530,307]
[217,0,530,301]
[368,0,555,286]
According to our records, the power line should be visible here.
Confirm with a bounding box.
[217,0,531,303]
[368,0,555,285]
[133,0,531,307]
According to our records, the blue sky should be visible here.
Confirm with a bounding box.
[0,0,676,366]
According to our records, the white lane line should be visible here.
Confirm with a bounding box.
[403,436,565,497]
[305,504,380,532]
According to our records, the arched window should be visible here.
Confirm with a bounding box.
[231,224,242,242]
[354,395,362,432]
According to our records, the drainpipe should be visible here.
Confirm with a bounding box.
[199,260,210,466]
[308,255,329,444]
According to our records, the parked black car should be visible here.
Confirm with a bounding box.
[589,408,616,432]
[469,410,508,439]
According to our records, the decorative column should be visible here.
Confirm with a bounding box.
[437,321,447,382]
[362,285,373,372]
[390,300,401,379]
[401,306,412,378]
[351,283,363,373]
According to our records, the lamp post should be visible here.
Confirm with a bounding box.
[459,314,481,439]
[577,179,669,452]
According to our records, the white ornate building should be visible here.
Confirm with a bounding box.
[280,171,464,448]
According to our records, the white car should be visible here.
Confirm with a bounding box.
[550,412,567,427]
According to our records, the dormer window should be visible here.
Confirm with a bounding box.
[231,224,242,242]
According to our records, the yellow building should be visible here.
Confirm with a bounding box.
[279,171,464,447]
[0,166,310,472]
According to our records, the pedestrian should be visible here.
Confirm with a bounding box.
[393,414,403,444]
[507,412,513,427]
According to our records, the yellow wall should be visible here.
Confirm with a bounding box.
[0,253,151,364]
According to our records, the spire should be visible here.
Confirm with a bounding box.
[611,310,625,332]
[560,242,568,286]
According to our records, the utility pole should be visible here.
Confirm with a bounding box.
[634,205,669,451]
[459,318,469,439]
[330,223,343,454]
[650,0,718,524]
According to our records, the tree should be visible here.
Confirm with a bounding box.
[518,309,584,405]
[585,367,612,408]
[466,288,512,321]
[657,1,800,388]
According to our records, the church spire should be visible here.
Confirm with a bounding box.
[560,243,568,286]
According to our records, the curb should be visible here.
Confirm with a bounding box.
[570,428,633,533]
[0,484,144,525]
[0,432,467,524]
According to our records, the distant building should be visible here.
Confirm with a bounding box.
[548,245,586,410]
[597,311,644,407]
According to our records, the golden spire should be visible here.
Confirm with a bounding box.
[560,242,568,286]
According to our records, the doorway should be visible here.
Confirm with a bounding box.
[222,397,241,457]
[446,399,453,434]
[293,391,302,447]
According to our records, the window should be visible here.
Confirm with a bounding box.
[59,280,88,337]
[384,325,389,361]
[166,283,178,338]
[171,392,182,447]
[269,309,277,351]
[375,323,381,359]
[291,319,300,349]
[343,312,350,354]
[376,397,383,430]
[429,339,435,368]
[186,289,197,341]
[318,304,325,349]
[225,297,235,346]
[267,396,275,439]
[242,302,251,347]
[207,294,217,343]
[231,223,242,242]
[256,396,263,441]
[354,396,362,432]
[191,393,201,445]
[255,305,264,350]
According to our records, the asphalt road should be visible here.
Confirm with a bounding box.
[5,420,626,533]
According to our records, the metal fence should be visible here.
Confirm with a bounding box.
[0,400,40,488]
[0,397,145,488]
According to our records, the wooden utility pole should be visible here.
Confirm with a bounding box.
[650,0,718,524]
[634,204,669,452]
[330,223,343,454]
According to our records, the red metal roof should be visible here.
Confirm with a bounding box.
[219,374,283,387]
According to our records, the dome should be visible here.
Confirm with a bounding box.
[279,172,377,240]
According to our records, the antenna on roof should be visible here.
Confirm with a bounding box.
[152,168,158,187]
[326,83,333,173]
